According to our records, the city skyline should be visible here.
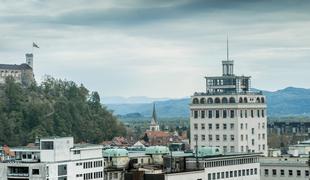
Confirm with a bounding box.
[0,0,310,98]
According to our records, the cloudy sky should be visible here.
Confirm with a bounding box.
[1,0,309,98]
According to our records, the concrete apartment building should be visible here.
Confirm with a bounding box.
[190,49,268,155]
[0,137,104,180]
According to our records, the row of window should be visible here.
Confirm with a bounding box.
[193,122,266,131]
[81,171,103,180]
[207,168,258,180]
[192,96,265,104]
[80,160,103,169]
[204,157,258,168]
[195,123,266,132]
[192,109,265,119]
[194,133,266,142]
[263,169,309,177]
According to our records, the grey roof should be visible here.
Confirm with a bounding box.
[0,63,32,70]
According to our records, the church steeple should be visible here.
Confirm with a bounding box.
[150,103,160,131]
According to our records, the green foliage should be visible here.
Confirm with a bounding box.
[0,76,126,146]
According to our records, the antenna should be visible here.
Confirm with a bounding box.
[226,35,229,60]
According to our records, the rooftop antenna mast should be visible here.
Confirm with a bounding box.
[226,35,229,61]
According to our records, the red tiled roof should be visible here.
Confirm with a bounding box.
[145,131,170,138]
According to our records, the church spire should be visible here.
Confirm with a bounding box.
[152,103,157,123]
[150,103,160,131]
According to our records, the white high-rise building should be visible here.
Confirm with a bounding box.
[190,43,268,156]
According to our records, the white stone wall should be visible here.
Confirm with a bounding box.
[0,69,22,83]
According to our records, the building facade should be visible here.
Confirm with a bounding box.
[0,137,104,180]
[260,156,310,180]
[0,53,35,86]
[190,53,268,155]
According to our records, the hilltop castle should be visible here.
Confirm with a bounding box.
[0,53,35,86]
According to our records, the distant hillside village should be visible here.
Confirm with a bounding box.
[0,53,35,86]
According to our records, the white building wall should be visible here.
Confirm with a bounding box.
[260,157,309,180]
[190,94,268,156]
[165,170,205,180]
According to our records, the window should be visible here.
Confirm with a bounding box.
[240,110,243,118]
[194,123,198,130]
[208,110,212,118]
[201,111,205,118]
[251,128,254,134]
[223,135,227,141]
[223,146,227,153]
[245,110,248,118]
[272,169,277,176]
[216,124,220,130]
[280,169,284,176]
[251,110,254,118]
[32,169,39,175]
[73,150,80,154]
[241,146,244,152]
[262,109,265,117]
[216,135,220,141]
[41,141,54,150]
[201,123,205,130]
[258,134,261,140]
[252,139,255,146]
[229,97,236,103]
[297,170,301,176]
[262,133,265,139]
[223,110,227,118]
[230,146,235,152]
[289,170,293,176]
[262,123,265,129]
[208,135,212,141]
[231,135,235,141]
[194,111,198,118]
[216,110,220,118]
[305,170,309,177]
[194,134,198,140]
[230,110,235,118]
[114,173,118,179]
[230,123,234,130]
[202,135,205,141]
[241,135,244,141]
[257,110,260,117]
[240,123,243,129]
[208,123,212,130]
[58,164,67,176]
[223,123,227,130]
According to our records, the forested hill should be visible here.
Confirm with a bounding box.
[0,76,126,146]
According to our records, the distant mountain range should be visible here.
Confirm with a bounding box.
[104,87,310,118]
[102,96,171,104]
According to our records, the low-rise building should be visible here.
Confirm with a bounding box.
[260,156,310,180]
[0,137,104,180]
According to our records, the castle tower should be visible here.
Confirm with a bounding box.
[25,53,33,69]
[150,103,160,131]
[190,40,268,156]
